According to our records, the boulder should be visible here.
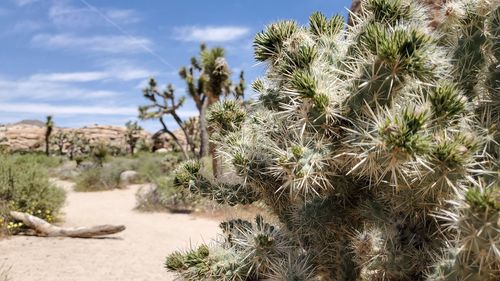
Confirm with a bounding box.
[120,170,139,184]
[155,148,169,154]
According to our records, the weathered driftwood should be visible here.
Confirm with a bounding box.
[10,211,125,238]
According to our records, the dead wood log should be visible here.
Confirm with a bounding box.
[9,211,125,238]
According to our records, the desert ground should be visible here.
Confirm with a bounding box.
[0,180,220,281]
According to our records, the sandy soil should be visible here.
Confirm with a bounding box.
[0,180,220,281]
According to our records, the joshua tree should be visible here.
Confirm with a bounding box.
[44,115,54,156]
[179,44,245,177]
[168,0,499,280]
[139,79,196,160]
[125,121,142,156]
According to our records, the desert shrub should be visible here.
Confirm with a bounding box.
[74,163,125,191]
[0,200,9,237]
[0,154,66,234]
[49,161,79,180]
[169,1,499,280]
[135,152,194,211]
[74,152,181,191]
[90,142,108,167]
[9,153,64,169]
[135,176,193,212]
[133,152,181,181]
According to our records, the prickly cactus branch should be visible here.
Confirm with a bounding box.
[168,1,499,280]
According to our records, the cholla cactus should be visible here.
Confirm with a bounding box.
[169,0,499,280]
[51,131,68,155]
[66,131,90,162]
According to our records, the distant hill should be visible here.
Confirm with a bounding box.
[14,119,46,127]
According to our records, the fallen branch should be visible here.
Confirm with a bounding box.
[9,211,126,238]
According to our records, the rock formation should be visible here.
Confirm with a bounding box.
[0,121,170,153]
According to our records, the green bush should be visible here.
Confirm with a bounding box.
[133,152,180,181]
[9,153,64,169]
[135,176,193,212]
[0,200,9,237]
[74,152,182,192]
[135,154,211,212]
[75,164,124,192]
[170,0,499,280]
[0,154,66,234]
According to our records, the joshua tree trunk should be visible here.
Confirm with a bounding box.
[207,95,222,179]
[199,98,209,158]
[45,140,50,156]
[44,115,53,156]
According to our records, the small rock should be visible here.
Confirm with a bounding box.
[78,162,94,171]
[155,148,169,154]
[120,170,139,184]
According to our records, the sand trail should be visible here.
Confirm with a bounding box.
[0,180,219,281]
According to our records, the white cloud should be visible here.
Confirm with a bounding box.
[104,9,141,24]
[49,2,141,27]
[0,76,119,101]
[32,33,152,54]
[30,72,110,83]
[12,20,45,32]
[173,26,250,42]
[30,66,153,83]
[13,0,39,7]
[99,59,154,81]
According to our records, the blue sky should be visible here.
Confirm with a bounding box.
[0,0,352,132]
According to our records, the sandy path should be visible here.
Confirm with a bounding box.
[0,180,220,281]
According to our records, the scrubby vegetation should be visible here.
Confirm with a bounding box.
[0,154,66,234]
[168,0,499,280]
[135,176,192,212]
[74,152,178,192]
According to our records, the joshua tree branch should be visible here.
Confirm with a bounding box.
[158,117,188,159]
[10,211,125,238]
